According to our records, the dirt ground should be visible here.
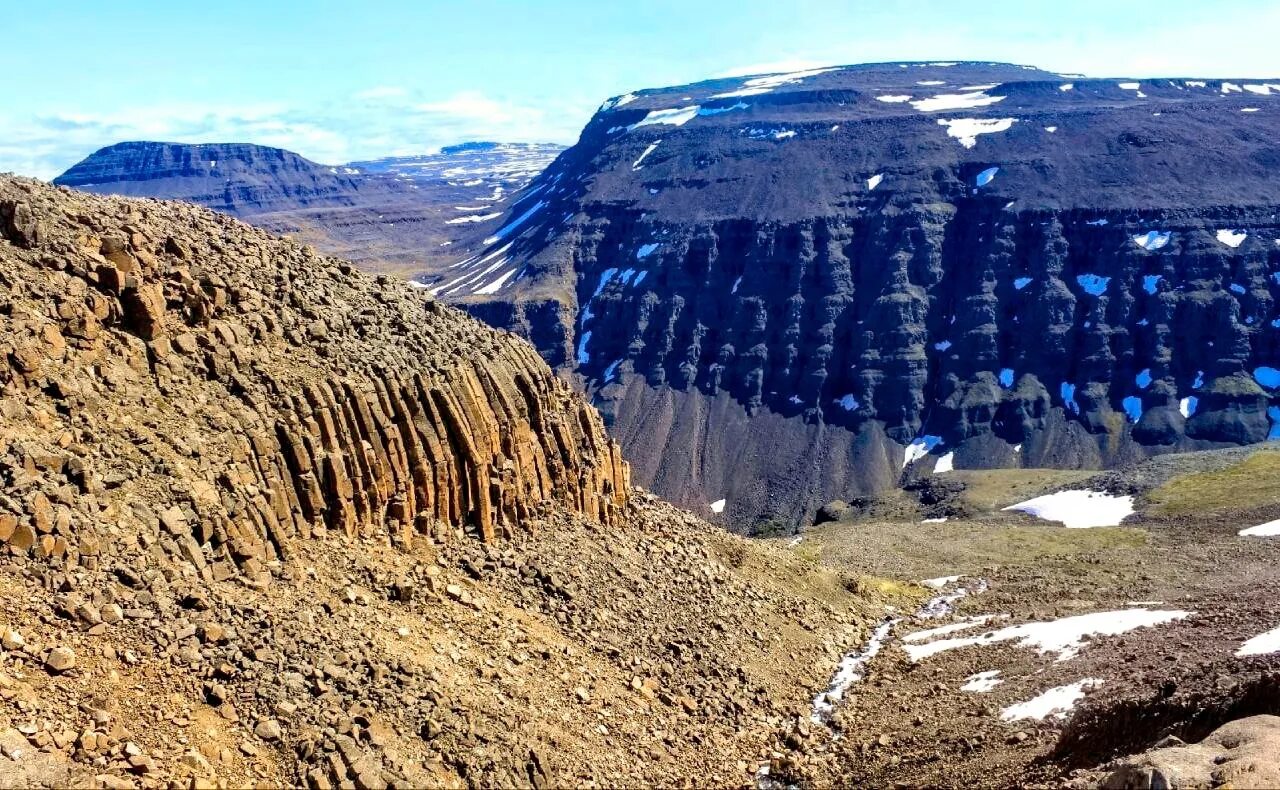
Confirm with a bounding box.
[763,448,1280,787]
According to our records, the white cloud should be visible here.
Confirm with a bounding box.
[1,90,591,180]
[415,91,524,122]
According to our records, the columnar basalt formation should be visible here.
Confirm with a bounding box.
[0,175,627,581]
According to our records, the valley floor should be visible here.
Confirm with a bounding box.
[2,446,1279,788]
[764,445,1280,787]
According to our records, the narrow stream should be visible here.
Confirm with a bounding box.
[758,577,988,787]
[810,577,988,723]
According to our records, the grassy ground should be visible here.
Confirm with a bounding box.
[950,468,1097,510]
[1145,448,1280,517]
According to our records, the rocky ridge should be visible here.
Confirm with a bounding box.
[439,61,1280,528]
[0,175,884,788]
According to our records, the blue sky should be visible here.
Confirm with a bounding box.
[4,0,1279,178]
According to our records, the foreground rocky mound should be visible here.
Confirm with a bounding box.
[0,176,880,787]
[437,61,1280,527]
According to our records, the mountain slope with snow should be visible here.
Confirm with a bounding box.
[431,61,1280,527]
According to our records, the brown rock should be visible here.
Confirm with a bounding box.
[45,646,76,673]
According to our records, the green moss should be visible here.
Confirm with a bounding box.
[1147,450,1280,516]
[1205,372,1266,398]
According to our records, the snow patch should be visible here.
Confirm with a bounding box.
[905,608,1191,662]
[629,105,700,130]
[473,267,518,294]
[599,92,638,112]
[1134,231,1172,251]
[903,435,943,468]
[1003,490,1134,529]
[936,117,1016,148]
[631,140,661,170]
[1014,277,1033,290]
[876,94,912,103]
[1179,396,1198,418]
[711,67,836,99]
[1123,396,1143,422]
[1001,679,1103,721]
[1216,229,1248,248]
[446,212,501,224]
[483,200,545,245]
[709,499,726,514]
[976,166,999,187]
[867,173,885,191]
[1239,519,1280,537]
[835,394,860,411]
[935,452,954,473]
[961,670,1003,693]
[912,90,1006,112]
[1238,625,1280,656]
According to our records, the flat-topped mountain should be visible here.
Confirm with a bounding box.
[433,61,1280,527]
[53,140,564,275]
[52,141,400,214]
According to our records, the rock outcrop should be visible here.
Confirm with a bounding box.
[0,174,628,581]
[0,180,883,788]
[433,62,1280,526]
[1102,715,1280,789]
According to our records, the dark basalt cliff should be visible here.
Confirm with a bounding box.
[437,62,1280,527]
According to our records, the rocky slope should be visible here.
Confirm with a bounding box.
[0,175,901,787]
[438,61,1280,528]
[53,141,563,276]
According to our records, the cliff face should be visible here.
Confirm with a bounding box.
[436,62,1280,526]
[0,175,628,580]
[53,141,563,276]
[52,141,391,214]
